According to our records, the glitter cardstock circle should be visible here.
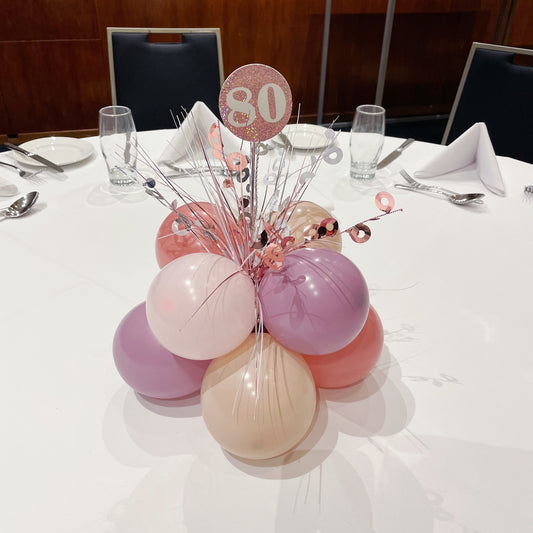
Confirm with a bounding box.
[219,64,292,142]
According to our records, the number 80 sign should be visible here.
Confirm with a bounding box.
[219,64,292,143]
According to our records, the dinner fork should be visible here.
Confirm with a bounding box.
[0,160,43,179]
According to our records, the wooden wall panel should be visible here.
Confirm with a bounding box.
[0,0,531,136]
[94,0,326,120]
[324,1,504,122]
[0,0,99,41]
[506,0,533,47]
[384,10,496,117]
[0,88,10,136]
[0,40,109,132]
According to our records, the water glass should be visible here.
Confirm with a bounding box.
[99,105,137,186]
[349,104,385,180]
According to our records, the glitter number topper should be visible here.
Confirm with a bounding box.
[219,64,292,142]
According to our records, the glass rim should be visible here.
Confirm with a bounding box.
[99,105,132,117]
[356,104,385,115]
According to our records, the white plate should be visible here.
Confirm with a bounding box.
[12,137,95,167]
[273,124,330,150]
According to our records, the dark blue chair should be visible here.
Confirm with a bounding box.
[442,42,533,163]
[107,28,224,131]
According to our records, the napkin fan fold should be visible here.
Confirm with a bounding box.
[158,101,244,166]
[414,122,506,196]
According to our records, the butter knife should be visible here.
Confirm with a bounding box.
[377,138,414,169]
[4,142,64,172]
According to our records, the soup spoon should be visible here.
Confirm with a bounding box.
[0,191,39,219]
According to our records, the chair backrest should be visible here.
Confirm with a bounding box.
[442,42,533,163]
[107,27,224,131]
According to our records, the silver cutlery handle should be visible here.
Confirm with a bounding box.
[394,183,452,199]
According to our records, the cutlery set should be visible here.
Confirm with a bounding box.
[4,142,64,172]
[0,136,523,215]
[0,143,63,200]
[376,140,486,206]
[0,142,63,211]
[395,169,485,205]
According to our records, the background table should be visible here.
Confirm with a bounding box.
[1,131,532,532]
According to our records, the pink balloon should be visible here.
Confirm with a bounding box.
[113,302,210,399]
[302,306,384,388]
[146,253,256,360]
[258,248,369,355]
[155,202,224,268]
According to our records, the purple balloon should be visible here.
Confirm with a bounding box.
[113,302,210,399]
[258,248,369,355]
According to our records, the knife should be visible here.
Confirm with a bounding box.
[377,138,414,169]
[4,142,64,172]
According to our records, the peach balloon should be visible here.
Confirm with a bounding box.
[146,253,256,360]
[155,202,226,268]
[285,201,342,253]
[201,333,317,460]
[302,306,384,389]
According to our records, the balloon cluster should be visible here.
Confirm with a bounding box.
[113,64,400,461]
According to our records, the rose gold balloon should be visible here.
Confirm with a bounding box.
[285,201,342,252]
[155,202,224,269]
[201,334,317,460]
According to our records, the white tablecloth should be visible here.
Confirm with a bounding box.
[1,130,533,533]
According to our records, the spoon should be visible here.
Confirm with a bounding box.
[394,183,485,205]
[0,191,39,219]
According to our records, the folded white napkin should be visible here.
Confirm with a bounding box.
[158,101,244,167]
[414,122,506,196]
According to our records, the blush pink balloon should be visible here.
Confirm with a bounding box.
[146,253,256,360]
[258,248,369,355]
[113,302,210,399]
[302,306,384,389]
[155,202,224,269]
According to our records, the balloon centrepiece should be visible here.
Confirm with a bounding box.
[112,63,401,462]
[285,201,342,253]
[201,333,317,460]
[113,302,210,399]
[146,253,256,360]
[302,306,384,389]
[155,201,226,268]
[258,247,370,355]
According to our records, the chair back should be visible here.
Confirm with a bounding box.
[442,42,533,163]
[107,27,224,131]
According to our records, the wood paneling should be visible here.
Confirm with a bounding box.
[507,0,533,47]
[0,0,99,41]
[0,0,531,136]
[0,40,109,132]
[94,0,327,119]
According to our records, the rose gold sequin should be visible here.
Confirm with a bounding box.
[349,223,371,243]
[375,191,394,213]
